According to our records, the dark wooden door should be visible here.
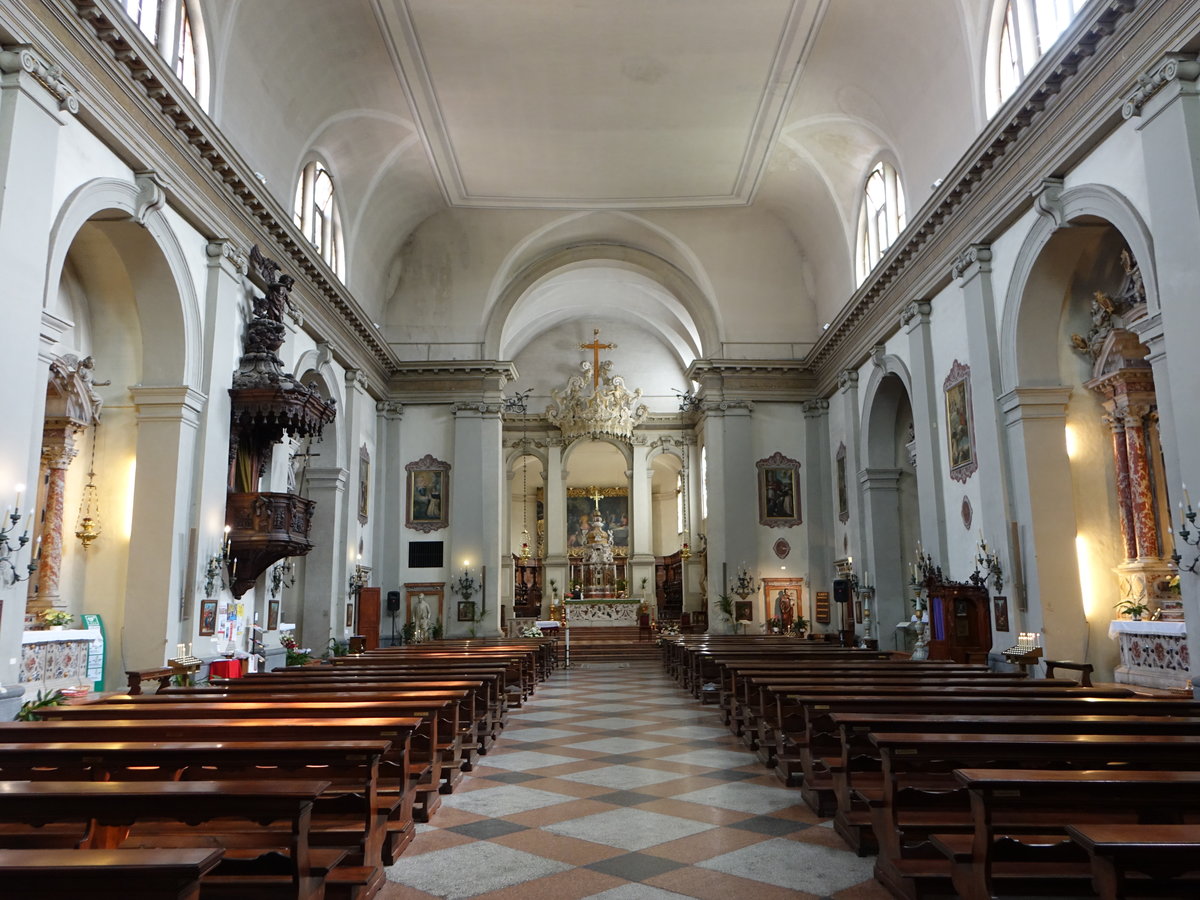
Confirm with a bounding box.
[357,587,381,651]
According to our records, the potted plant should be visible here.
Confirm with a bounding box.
[40,609,73,631]
[1114,598,1150,621]
[16,689,66,721]
[716,592,734,627]
[792,615,809,637]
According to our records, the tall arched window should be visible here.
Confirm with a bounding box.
[120,1,205,103]
[855,161,906,286]
[294,160,346,280]
[990,0,1086,113]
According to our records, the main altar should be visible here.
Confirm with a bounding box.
[564,597,642,626]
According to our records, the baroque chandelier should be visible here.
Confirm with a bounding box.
[545,330,649,443]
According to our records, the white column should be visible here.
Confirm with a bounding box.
[544,438,567,595]
[629,441,655,568]
[860,467,903,636]
[0,45,78,683]
[836,369,864,559]
[301,466,347,651]
[702,402,756,632]
[373,401,404,597]
[124,386,206,667]
[1124,55,1200,689]
[900,300,948,564]
[803,399,833,611]
[451,403,504,636]
[1000,387,1085,660]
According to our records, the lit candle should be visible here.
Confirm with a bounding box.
[13,484,23,514]
[1185,483,1193,510]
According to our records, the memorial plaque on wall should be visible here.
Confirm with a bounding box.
[814,591,831,625]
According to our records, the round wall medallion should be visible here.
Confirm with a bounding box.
[961,495,973,530]
[773,538,790,560]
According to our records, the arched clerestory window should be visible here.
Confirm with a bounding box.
[990,0,1087,114]
[294,160,346,280]
[120,1,206,105]
[855,160,906,287]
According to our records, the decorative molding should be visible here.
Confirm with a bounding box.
[1032,177,1066,227]
[454,401,504,415]
[375,400,404,418]
[132,170,167,225]
[801,398,829,418]
[837,369,858,391]
[899,300,932,329]
[0,44,81,114]
[205,239,248,275]
[1121,52,1200,119]
[950,244,993,282]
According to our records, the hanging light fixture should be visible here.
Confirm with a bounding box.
[75,426,102,550]
[680,448,691,560]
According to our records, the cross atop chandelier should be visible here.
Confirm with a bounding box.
[545,327,649,444]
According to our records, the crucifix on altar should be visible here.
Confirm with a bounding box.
[589,486,604,513]
[580,328,615,389]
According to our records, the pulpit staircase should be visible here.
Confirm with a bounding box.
[567,626,660,664]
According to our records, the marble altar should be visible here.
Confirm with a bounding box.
[564,598,642,626]
[1108,619,1191,691]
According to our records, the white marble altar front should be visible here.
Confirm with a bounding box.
[21,629,99,691]
[1108,619,1191,691]
[564,598,642,626]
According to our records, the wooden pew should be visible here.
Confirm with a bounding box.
[0,738,392,888]
[39,699,455,822]
[0,847,224,899]
[0,780,330,899]
[1065,823,1200,900]
[830,713,1200,854]
[937,769,1200,900]
[868,737,1200,900]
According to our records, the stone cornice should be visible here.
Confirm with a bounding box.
[17,0,396,385]
[1121,52,1200,119]
[388,361,518,402]
[807,0,1158,395]
[686,359,815,402]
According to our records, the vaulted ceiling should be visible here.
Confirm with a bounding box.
[208,0,987,372]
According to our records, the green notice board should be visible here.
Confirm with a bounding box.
[81,613,105,691]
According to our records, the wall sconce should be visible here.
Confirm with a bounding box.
[729,563,758,599]
[349,554,369,594]
[270,557,296,599]
[203,526,234,598]
[1172,486,1199,574]
[451,566,478,601]
[908,542,943,586]
[0,486,34,586]
[970,534,1004,592]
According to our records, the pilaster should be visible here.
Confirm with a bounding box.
[301,466,348,652]
[451,402,504,636]
[802,399,832,607]
[900,299,948,564]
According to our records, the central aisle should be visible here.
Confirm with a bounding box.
[380,659,885,899]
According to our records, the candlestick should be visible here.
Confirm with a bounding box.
[14,483,23,514]
[1185,483,1193,510]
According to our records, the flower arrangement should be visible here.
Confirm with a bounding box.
[1167,575,1181,595]
[279,630,312,666]
[520,624,545,638]
[40,609,73,627]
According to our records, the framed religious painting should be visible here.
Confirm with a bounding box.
[267,599,280,631]
[345,599,356,630]
[757,452,802,528]
[761,577,805,633]
[199,599,217,636]
[836,442,849,523]
[566,487,629,554]
[993,595,1010,632]
[943,360,978,483]
[405,455,450,533]
[457,600,477,622]
[358,444,370,525]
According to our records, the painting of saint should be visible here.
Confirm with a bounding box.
[943,361,978,483]
[405,455,450,533]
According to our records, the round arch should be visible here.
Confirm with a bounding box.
[858,354,916,469]
[483,242,722,361]
[44,177,202,387]
[1000,185,1157,391]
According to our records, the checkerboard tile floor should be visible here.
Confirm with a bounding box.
[379,660,888,899]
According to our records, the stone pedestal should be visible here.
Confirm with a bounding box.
[1109,619,1191,691]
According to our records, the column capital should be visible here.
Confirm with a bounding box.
[0,45,81,116]
[951,242,994,282]
[859,467,903,490]
[206,239,248,277]
[129,385,206,426]
[40,418,84,469]
[453,401,504,416]
[345,368,370,396]
[900,300,932,331]
[375,399,403,419]
[802,398,829,419]
[305,466,349,492]
[701,400,753,415]
[999,386,1073,425]
[1121,53,1200,120]
[837,369,858,393]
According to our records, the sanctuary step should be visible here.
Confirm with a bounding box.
[567,626,660,664]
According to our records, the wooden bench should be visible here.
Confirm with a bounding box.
[1065,823,1200,900]
[829,712,1200,855]
[938,769,1200,900]
[1043,658,1095,687]
[0,780,330,899]
[0,847,224,899]
[868,737,1200,899]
